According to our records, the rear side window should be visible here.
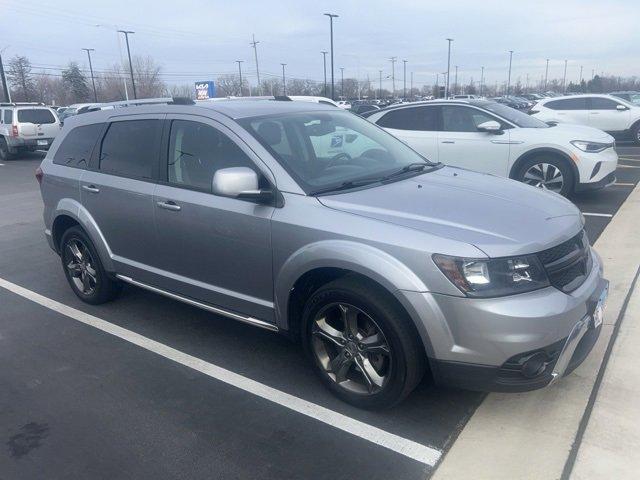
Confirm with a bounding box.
[4,109,13,124]
[53,123,104,168]
[99,120,161,180]
[17,109,56,124]
[545,98,587,110]
[590,97,621,110]
[377,106,439,131]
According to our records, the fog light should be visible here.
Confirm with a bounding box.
[521,352,548,378]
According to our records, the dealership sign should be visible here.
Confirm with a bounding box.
[195,81,216,100]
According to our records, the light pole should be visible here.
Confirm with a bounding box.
[507,50,513,96]
[82,48,97,102]
[562,59,568,94]
[410,71,413,99]
[321,51,328,96]
[117,30,136,99]
[324,13,338,100]
[389,57,396,97]
[579,65,583,90]
[402,59,407,99]
[236,60,244,96]
[250,34,261,95]
[544,58,549,91]
[340,67,344,98]
[480,66,484,97]
[454,65,458,95]
[281,63,287,96]
[445,38,453,99]
[378,70,382,99]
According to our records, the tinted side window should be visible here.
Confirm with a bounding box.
[53,123,104,168]
[442,106,497,132]
[4,110,13,124]
[545,98,587,110]
[167,120,255,191]
[590,97,621,110]
[99,120,161,180]
[377,106,439,131]
[17,109,56,124]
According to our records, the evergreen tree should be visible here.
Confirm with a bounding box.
[7,55,36,101]
[62,62,90,103]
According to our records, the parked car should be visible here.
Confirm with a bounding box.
[350,104,380,116]
[609,91,640,106]
[38,99,608,408]
[337,100,352,109]
[287,96,341,107]
[452,94,479,100]
[365,99,617,196]
[0,102,61,160]
[521,93,546,103]
[530,94,640,144]
[493,96,526,110]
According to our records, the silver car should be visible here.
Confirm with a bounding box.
[37,99,608,408]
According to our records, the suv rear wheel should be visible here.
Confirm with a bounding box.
[516,154,574,196]
[631,122,640,145]
[0,137,16,161]
[60,226,121,304]
[301,275,425,409]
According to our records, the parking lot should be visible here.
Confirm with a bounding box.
[1,146,639,479]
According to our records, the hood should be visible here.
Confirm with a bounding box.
[541,123,615,142]
[318,166,583,258]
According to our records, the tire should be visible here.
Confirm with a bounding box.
[60,226,121,304]
[301,275,426,409]
[516,154,575,197]
[0,137,16,161]
[632,123,640,145]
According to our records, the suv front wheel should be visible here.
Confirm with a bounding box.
[516,155,574,196]
[302,275,425,409]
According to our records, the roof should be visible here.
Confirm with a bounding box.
[364,98,496,116]
[536,93,619,104]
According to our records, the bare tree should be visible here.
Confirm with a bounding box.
[132,55,165,98]
[7,55,36,101]
[216,74,243,97]
[166,83,195,99]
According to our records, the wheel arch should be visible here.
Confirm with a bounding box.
[509,147,579,186]
[50,199,115,272]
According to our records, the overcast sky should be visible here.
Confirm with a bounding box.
[1,0,638,89]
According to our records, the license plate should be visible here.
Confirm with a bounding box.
[37,139,48,146]
[592,286,608,329]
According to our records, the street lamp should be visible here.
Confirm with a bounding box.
[82,48,97,102]
[454,65,458,95]
[324,13,338,100]
[480,66,484,97]
[250,34,261,95]
[402,59,407,98]
[389,57,396,97]
[340,67,344,98]
[117,30,136,99]
[544,58,549,91]
[281,63,287,96]
[507,50,513,96]
[445,38,453,99]
[236,60,244,96]
[378,70,383,99]
[562,59,568,94]
[321,51,328,96]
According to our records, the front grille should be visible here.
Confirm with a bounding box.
[538,230,592,293]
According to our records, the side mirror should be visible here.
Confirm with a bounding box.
[616,104,628,111]
[477,120,502,133]
[211,167,273,204]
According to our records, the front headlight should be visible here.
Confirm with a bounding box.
[433,254,550,297]
[570,140,611,153]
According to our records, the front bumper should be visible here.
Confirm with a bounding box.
[574,146,618,191]
[432,278,608,392]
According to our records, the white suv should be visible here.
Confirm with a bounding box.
[530,94,640,144]
[0,103,61,160]
[365,99,618,196]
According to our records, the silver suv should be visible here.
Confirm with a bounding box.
[0,102,61,160]
[38,99,608,408]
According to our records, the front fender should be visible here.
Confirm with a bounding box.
[274,239,428,329]
[52,198,115,272]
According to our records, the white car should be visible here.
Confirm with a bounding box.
[0,102,61,160]
[530,94,640,144]
[366,99,618,196]
[287,96,341,107]
[337,100,352,110]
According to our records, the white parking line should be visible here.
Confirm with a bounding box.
[0,276,442,467]
[617,164,640,169]
[613,183,636,187]
[581,212,613,218]
[0,163,4,166]
[619,157,640,162]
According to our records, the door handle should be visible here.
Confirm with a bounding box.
[441,140,455,144]
[156,200,181,211]
[82,185,100,193]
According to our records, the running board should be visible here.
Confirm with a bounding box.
[116,275,279,332]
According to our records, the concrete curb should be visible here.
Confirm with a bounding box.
[431,181,640,480]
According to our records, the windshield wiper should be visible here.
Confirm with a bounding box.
[310,178,380,196]
[381,162,441,181]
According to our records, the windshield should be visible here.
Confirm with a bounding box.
[482,102,549,128]
[240,110,437,194]
[17,108,56,124]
